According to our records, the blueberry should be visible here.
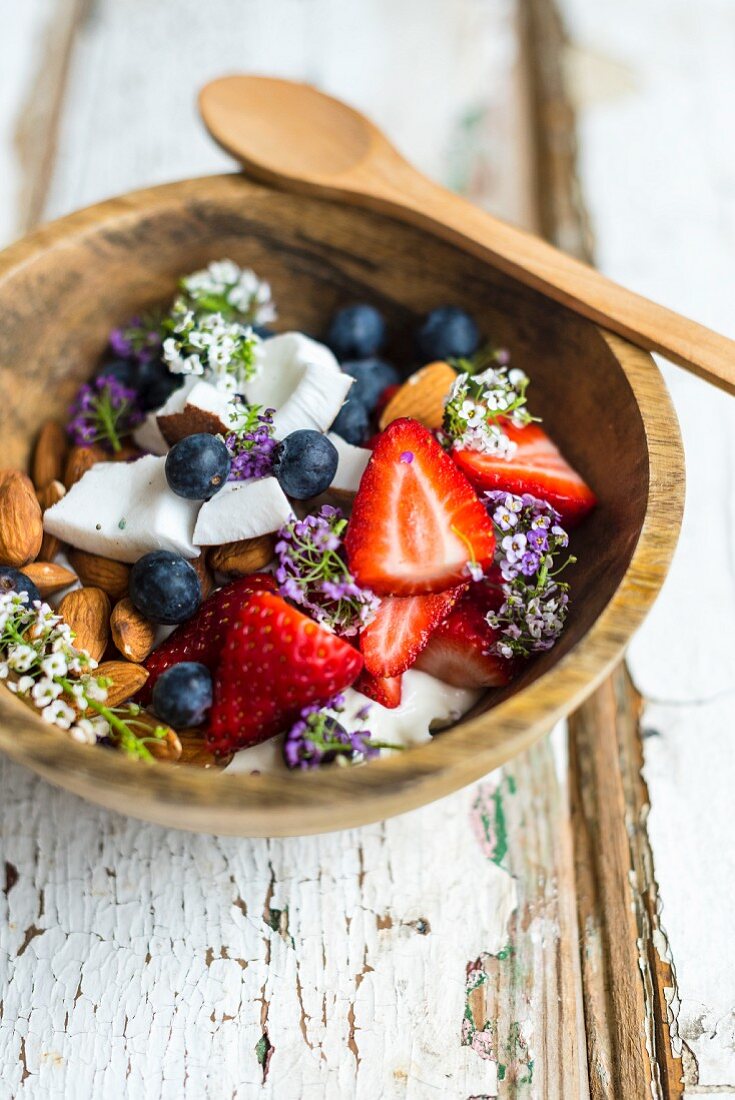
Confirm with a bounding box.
[96,358,138,388]
[327,304,386,359]
[137,358,184,411]
[273,430,339,500]
[416,306,480,362]
[0,567,40,605]
[165,433,231,500]
[129,550,201,625]
[342,358,400,412]
[152,662,212,728]
[330,399,370,446]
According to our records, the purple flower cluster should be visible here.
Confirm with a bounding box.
[484,491,574,659]
[68,376,143,452]
[275,506,379,637]
[226,406,277,481]
[109,314,163,363]
[283,694,400,769]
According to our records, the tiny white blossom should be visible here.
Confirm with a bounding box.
[41,700,75,730]
[7,644,36,672]
[31,678,62,705]
[41,652,68,678]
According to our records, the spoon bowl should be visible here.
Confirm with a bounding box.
[0,174,683,835]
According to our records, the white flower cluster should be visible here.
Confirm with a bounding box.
[442,365,531,456]
[180,259,276,326]
[0,590,109,744]
[162,309,260,393]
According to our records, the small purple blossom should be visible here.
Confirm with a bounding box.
[283,694,399,770]
[484,490,574,658]
[399,451,414,464]
[275,506,379,637]
[67,376,143,453]
[226,405,277,481]
[109,313,163,363]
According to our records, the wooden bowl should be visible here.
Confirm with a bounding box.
[0,175,683,836]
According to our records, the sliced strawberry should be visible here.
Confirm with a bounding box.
[353,668,403,709]
[139,573,276,704]
[452,421,596,527]
[345,417,495,596]
[207,592,363,753]
[414,596,517,689]
[359,586,465,678]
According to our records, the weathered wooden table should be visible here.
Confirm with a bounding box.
[1,2,733,1096]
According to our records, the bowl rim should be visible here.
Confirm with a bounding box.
[0,174,685,836]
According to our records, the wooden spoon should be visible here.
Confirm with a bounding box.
[200,74,735,395]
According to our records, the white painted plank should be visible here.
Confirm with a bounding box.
[561,0,735,1089]
[0,1,586,1096]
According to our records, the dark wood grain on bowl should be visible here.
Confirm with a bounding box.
[0,174,684,835]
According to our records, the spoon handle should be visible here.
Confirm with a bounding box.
[325,157,735,396]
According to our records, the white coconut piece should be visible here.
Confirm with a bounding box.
[133,412,169,456]
[193,478,292,546]
[327,432,371,494]
[245,332,352,438]
[43,455,201,563]
[157,379,235,444]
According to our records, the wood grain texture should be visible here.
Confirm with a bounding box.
[560,0,735,1090]
[0,173,683,835]
[523,3,684,1094]
[201,74,735,396]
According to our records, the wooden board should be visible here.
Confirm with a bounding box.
[0,0,590,1094]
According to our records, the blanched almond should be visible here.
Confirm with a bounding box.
[379,360,457,432]
[22,561,77,596]
[32,420,69,490]
[94,660,148,707]
[69,549,129,600]
[58,587,110,662]
[209,535,275,576]
[0,471,44,567]
[110,597,156,662]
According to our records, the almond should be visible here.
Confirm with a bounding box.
[22,561,77,596]
[178,730,230,768]
[69,548,129,600]
[0,471,44,567]
[191,551,214,599]
[209,534,275,576]
[110,597,157,662]
[32,420,69,490]
[64,444,106,489]
[37,480,67,561]
[113,443,144,463]
[57,587,111,662]
[379,360,458,432]
[135,714,183,763]
[94,660,149,707]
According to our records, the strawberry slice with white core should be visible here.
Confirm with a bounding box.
[414,597,516,689]
[452,421,596,527]
[360,587,465,678]
[345,418,495,596]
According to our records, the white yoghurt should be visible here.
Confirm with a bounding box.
[225,669,480,774]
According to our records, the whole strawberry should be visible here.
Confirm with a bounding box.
[207,591,364,754]
[139,574,276,705]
